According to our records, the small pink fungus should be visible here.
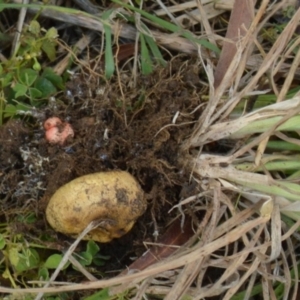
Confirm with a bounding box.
[45,127,61,144]
[59,123,74,145]
[44,117,74,145]
[44,117,62,130]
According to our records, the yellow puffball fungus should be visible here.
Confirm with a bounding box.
[46,171,146,243]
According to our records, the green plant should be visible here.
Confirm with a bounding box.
[44,240,110,272]
[1,232,41,287]
[75,240,110,268]
[112,0,220,55]
[0,20,64,125]
[82,288,112,300]
[0,216,110,289]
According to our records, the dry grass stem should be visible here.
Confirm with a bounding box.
[11,0,29,57]
[175,2,226,27]
[213,0,256,89]
[154,0,230,19]
[68,255,98,282]
[53,34,95,75]
[195,0,216,46]
[164,181,221,299]
[276,38,300,102]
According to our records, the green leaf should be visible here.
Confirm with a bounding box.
[102,9,115,79]
[2,268,11,279]
[140,34,152,75]
[38,266,49,281]
[78,251,93,266]
[13,83,28,98]
[44,253,69,270]
[46,27,58,39]
[92,256,106,267]
[3,101,31,118]
[34,77,56,98]
[82,289,111,300]
[144,34,166,67]
[42,39,57,61]
[45,294,69,300]
[0,72,13,88]
[93,251,110,266]
[18,68,38,86]
[28,20,41,36]
[3,104,17,118]
[14,101,32,112]
[9,247,40,273]
[28,87,42,100]
[17,212,37,224]
[86,240,100,257]
[42,68,64,89]
[0,234,6,250]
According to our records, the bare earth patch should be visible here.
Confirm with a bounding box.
[0,56,204,279]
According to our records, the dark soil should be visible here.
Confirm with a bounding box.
[0,57,205,282]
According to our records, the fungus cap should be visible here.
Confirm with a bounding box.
[44,117,74,145]
[46,171,146,243]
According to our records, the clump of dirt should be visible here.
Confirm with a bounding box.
[0,56,205,275]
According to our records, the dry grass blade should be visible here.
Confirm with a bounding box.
[265,203,281,262]
[155,0,218,15]
[211,225,267,300]
[11,0,29,57]
[117,218,194,276]
[217,4,300,120]
[285,227,299,300]
[68,255,98,282]
[276,38,300,102]
[112,202,271,297]
[214,0,255,89]
[185,0,271,151]
[164,181,221,299]
[72,0,100,14]
[53,34,95,75]
[195,0,217,46]
[175,2,226,27]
